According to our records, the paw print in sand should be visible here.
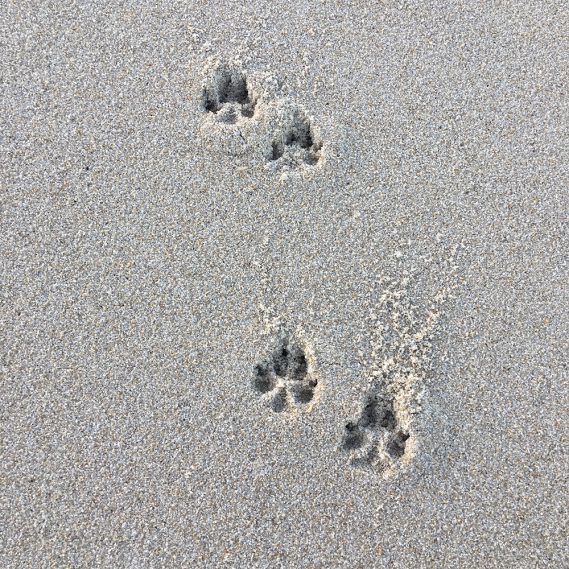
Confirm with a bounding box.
[341,391,411,474]
[269,104,322,166]
[253,333,318,413]
[202,65,258,124]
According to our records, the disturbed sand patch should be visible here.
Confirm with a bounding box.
[341,248,461,478]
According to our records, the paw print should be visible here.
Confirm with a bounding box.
[269,105,322,166]
[253,333,318,413]
[341,392,410,473]
[202,65,257,124]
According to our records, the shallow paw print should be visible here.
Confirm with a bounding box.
[252,334,318,413]
[340,392,410,474]
[268,104,322,167]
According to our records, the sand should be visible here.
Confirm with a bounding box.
[1,1,568,567]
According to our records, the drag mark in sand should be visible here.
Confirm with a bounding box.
[341,249,461,477]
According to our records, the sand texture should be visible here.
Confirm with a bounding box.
[1,1,568,567]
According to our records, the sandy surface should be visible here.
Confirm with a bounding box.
[1,1,568,567]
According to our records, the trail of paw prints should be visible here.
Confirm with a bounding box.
[200,60,323,171]
[252,332,318,413]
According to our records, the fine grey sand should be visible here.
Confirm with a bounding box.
[1,2,568,567]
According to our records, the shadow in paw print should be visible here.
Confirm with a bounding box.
[252,333,317,413]
[270,107,322,165]
[342,421,365,450]
[341,392,409,471]
[387,430,410,458]
[253,363,274,394]
[270,388,288,413]
[203,66,257,123]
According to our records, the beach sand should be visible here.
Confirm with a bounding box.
[1,1,568,567]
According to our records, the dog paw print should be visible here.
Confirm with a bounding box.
[341,392,410,474]
[269,105,322,166]
[202,65,258,124]
[252,334,318,413]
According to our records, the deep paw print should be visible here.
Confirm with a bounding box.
[341,391,410,473]
[202,65,258,124]
[252,333,318,413]
[269,105,322,166]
